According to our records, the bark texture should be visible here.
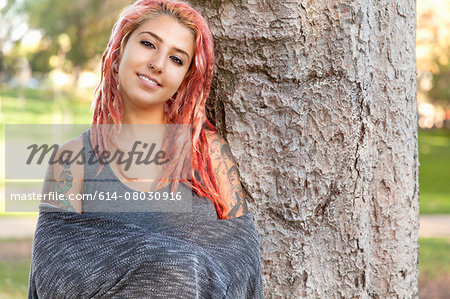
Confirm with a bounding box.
[190,0,419,297]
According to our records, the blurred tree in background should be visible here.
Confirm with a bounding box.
[0,0,133,88]
[428,55,450,109]
[0,0,28,84]
[22,0,133,86]
[417,0,450,110]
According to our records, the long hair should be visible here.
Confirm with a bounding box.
[91,0,227,218]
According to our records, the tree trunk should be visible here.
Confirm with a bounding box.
[191,0,418,297]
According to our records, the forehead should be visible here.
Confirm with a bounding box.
[132,15,195,56]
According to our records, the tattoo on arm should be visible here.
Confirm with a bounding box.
[227,185,249,218]
[208,133,249,218]
[42,162,76,212]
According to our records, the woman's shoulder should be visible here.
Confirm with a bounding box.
[204,130,229,156]
[54,128,92,161]
[58,134,85,154]
[53,134,87,167]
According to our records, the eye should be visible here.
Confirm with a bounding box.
[170,56,183,66]
[140,40,155,48]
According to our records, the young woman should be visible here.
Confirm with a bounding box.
[29,1,264,297]
[46,0,249,221]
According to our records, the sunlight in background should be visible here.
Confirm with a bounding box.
[0,0,7,10]
[20,30,42,52]
[10,22,28,42]
[50,70,70,87]
[79,72,98,89]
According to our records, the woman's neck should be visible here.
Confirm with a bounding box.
[121,107,168,125]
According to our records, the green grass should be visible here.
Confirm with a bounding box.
[418,129,450,214]
[0,87,92,216]
[0,259,31,299]
[0,238,33,299]
[419,237,450,279]
[0,87,92,126]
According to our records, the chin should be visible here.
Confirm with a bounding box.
[137,98,168,108]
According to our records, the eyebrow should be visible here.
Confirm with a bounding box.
[138,31,190,61]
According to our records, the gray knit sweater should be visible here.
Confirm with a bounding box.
[27,203,265,298]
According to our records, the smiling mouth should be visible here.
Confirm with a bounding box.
[137,74,160,86]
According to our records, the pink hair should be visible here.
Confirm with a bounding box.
[91,0,227,218]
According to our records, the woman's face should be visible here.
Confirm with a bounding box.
[118,15,195,118]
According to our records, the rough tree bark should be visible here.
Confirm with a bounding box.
[191,0,418,297]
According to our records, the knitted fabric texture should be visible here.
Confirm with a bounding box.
[28,203,265,298]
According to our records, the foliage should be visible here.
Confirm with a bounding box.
[18,0,133,74]
[428,53,450,109]
[0,1,28,76]
[416,0,450,109]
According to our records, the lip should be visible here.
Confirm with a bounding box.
[136,73,161,89]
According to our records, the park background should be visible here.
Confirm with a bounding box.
[0,0,449,297]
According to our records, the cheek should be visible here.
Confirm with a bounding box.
[117,66,128,89]
[117,56,128,80]
[169,70,188,90]
[117,64,124,80]
[117,45,137,73]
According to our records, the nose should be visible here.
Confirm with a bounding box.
[148,62,160,72]
[148,52,164,73]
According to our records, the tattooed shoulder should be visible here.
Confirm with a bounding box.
[41,135,84,213]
